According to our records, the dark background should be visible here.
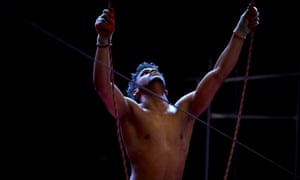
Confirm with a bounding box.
[2,0,299,179]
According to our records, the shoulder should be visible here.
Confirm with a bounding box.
[169,91,195,115]
[175,91,194,107]
[125,96,138,106]
[124,96,144,112]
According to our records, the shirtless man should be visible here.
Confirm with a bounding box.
[93,4,259,180]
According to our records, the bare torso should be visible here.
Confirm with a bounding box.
[120,101,196,180]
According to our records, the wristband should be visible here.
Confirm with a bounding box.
[96,34,111,47]
[233,12,250,39]
[96,43,112,48]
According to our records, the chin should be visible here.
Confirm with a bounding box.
[151,76,166,87]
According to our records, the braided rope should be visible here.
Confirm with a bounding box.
[108,43,130,180]
[223,7,255,179]
[106,1,129,179]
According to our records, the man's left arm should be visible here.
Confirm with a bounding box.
[189,4,259,116]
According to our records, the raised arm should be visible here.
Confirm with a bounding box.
[188,4,259,116]
[93,8,129,118]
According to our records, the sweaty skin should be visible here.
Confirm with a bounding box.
[93,5,259,180]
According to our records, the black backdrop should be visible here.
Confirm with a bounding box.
[2,0,299,179]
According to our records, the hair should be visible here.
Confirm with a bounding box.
[126,61,160,101]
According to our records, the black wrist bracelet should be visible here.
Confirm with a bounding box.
[96,43,112,48]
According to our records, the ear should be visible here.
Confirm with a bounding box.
[164,89,168,96]
[132,88,139,97]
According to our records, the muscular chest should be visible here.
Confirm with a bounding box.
[137,112,187,147]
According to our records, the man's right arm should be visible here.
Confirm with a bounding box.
[93,8,130,119]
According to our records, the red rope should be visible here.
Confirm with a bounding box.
[224,1,255,178]
[223,30,255,180]
[106,2,129,180]
[108,43,130,180]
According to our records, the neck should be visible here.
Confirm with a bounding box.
[140,93,169,111]
[138,80,169,109]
